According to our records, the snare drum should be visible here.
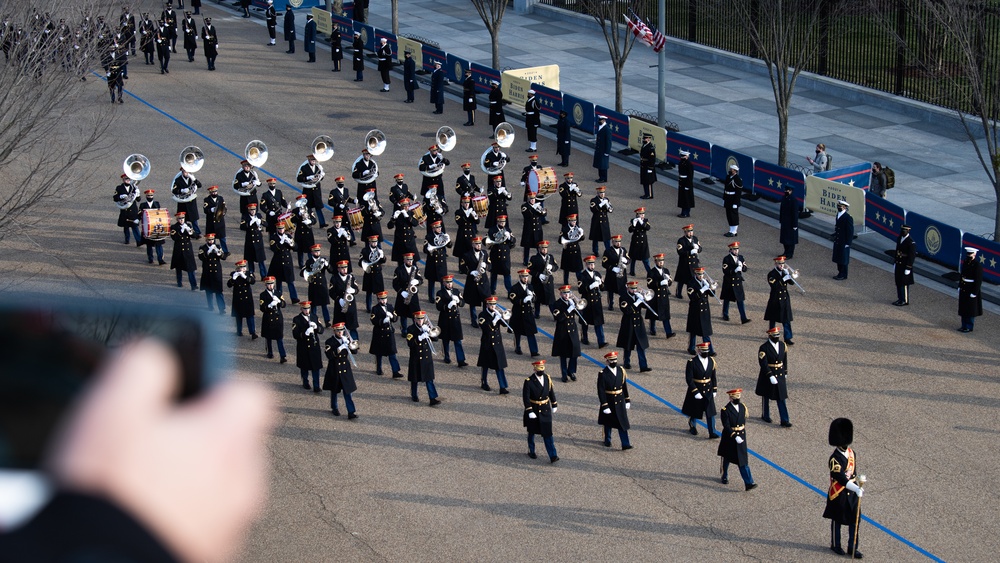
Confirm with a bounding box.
[347,207,364,231]
[471,194,489,215]
[528,167,558,198]
[408,201,426,225]
[277,211,296,235]
[141,209,171,241]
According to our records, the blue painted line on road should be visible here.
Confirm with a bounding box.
[122,78,945,563]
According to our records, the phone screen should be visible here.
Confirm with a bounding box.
[0,300,221,470]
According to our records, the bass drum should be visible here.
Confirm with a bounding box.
[141,209,171,241]
[527,167,558,199]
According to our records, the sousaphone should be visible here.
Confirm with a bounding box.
[117,154,150,209]
[172,146,204,203]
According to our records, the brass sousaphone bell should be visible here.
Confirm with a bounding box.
[117,154,150,209]
[172,145,205,203]
[245,140,269,168]
[312,135,335,162]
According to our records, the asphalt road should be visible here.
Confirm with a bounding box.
[4,5,998,562]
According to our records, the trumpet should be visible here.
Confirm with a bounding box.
[531,201,546,215]
[567,293,589,325]
[420,320,441,354]
[490,308,514,333]
[700,276,723,305]
[332,334,359,367]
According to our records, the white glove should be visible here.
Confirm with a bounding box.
[418,332,428,341]
[612,267,621,274]
[770,375,778,385]
[210,207,216,213]
[448,299,458,310]
[905,269,911,275]
[971,294,977,298]
[303,218,313,226]
[732,204,737,209]
[783,275,793,282]
[689,248,698,255]
[694,393,703,400]
[382,316,390,324]
[660,279,668,286]
[856,488,864,498]
[338,298,346,307]
[712,392,717,398]
[551,407,557,413]
[523,295,532,303]
[632,218,640,226]
[567,301,575,312]
[625,402,631,410]
[735,264,743,273]
[305,327,314,336]
[401,290,409,299]
[269,299,280,308]
[602,408,611,414]
[845,481,862,495]
[491,312,501,326]
[528,412,537,419]
[133,219,139,224]
[269,211,276,216]
[735,436,744,444]
[590,281,601,290]
[231,272,240,279]
[539,274,547,282]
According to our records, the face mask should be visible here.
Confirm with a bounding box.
[732,398,741,404]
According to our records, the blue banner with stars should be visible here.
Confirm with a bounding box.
[905,211,963,270]
[754,160,804,203]
[666,132,711,174]
[446,55,470,83]
[865,193,906,241]
[562,93,594,134]
[530,83,562,121]
[420,45,447,73]
[710,145,754,185]
[470,62,500,95]
[595,105,629,145]
[962,233,1000,284]
[814,162,872,190]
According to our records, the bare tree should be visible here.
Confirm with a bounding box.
[469,0,507,70]
[0,0,116,244]
[717,0,840,167]
[392,0,399,35]
[580,0,643,113]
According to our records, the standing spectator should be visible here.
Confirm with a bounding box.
[806,142,829,173]
[330,25,342,70]
[870,162,888,198]
[893,224,915,306]
[291,302,324,391]
[201,17,217,71]
[832,200,853,280]
[717,389,757,490]
[556,110,571,167]
[264,0,276,46]
[522,360,559,463]
[488,80,505,133]
[351,31,363,80]
[958,247,983,332]
[593,115,611,182]
[376,37,391,92]
[403,51,416,102]
[639,133,656,199]
[303,14,315,63]
[283,4,295,54]
[430,61,444,114]
[524,89,540,152]
[462,67,476,125]
[779,185,799,259]
[723,164,742,237]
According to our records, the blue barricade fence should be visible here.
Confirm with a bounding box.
[373,30,397,57]
[815,162,872,190]
[753,160,804,203]
[962,233,1000,284]
[357,23,375,51]
[667,132,711,174]
[531,83,562,121]
[331,14,353,36]
[710,146,754,184]
[865,193,906,241]
[563,93,594,134]
[255,1,323,9]
[470,63,500,95]
[446,55,469,83]
[420,45,447,72]
[595,105,629,145]
[905,211,963,269]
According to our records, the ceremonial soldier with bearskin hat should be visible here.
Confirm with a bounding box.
[825,418,864,558]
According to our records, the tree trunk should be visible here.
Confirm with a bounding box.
[776,107,789,167]
[491,27,500,70]
[392,0,398,35]
[614,65,624,113]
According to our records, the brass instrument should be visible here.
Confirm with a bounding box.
[302,257,329,282]
[403,275,420,305]
[180,145,205,174]
[432,232,451,248]
[245,140,268,167]
[476,260,488,277]
[298,158,325,189]
[437,126,457,152]
[480,145,509,175]
[633,289,659,318]
[361,246,384,273]
[567,293,589,325]
[117,153,149,209]
[490,308,515,334]
[531,201,547,216]
[420,319,441,354]
[700,275,723,305]
[426,187,446,215]
[353,152,379,184]
[787,268,806,294]
[562,225,584,244]
[330,334,360,367]
[171,171,199,203]
[312,135,335,162]
[214,200,227,221]
[494,122,515,148]
[485,228,510,246]
[365,129,387,156]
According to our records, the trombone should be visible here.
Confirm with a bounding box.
[491,307,515,334]
[567,293,589,326]
[787,268,806,294]
[633,289,659,318]
[421,319,441,354]
[702,274,724,305]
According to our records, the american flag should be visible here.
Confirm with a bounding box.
[626,11,666,53]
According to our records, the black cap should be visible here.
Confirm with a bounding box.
[828,418,853,448]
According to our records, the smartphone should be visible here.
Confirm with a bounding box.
[0,298,226,470]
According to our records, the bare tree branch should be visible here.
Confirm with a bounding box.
[469,0,508,70]
[580,0,643,114]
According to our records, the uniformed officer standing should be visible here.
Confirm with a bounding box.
[264,0,277,46]
[330,26,343,71]
[351,31,366,79]
[676,150,694,218]
[523,360,558,463]
[524,89,540,152]
[645,253,675,338]
[369,291,402,378]
[718,389,757,490]
[764,256,795,345]
[477,296,510,393]
[628,207,651,275]
[958,246,983,332]
[551,286,582,382]
[639,133,656,199]
[292,301,324,391]
[241,203,267,278]
[228,259,257,338]
[323,323,358,418]
[509,269,540,357]
[406,311,441,405]
[376,37,391,92]
[892,224,915,306]
[686,267,716,355]
[675,224,701,298]
[487,215,516,293]
[199,16,217,71]
[602,235,628,311]
[577,256,607,347]
[723,164,742,237]
[824,418,864,558]
[283,4,296,53]
[617,281,652,372]
[435,275,468,367]
[488,80,504,131]
[589,185,613,256]
[393,253,423,332]
[779,185,799,259]
[520,193,546,265]
[203,185,228,257]
[593,115,611,183]
[170,212,198,290]
[269,223,298,303]
[528,241,558,319]
[557,172,580,226]
[258,276,287,363]
[755,327,791,427]
[598,351,632,449]
[681,342,717,437]
[559,214,585,285]
[198,233,226,313]
[430,61,445,114]
[832,200,853,280]
[720,241,750,323]
[461,68,476,125]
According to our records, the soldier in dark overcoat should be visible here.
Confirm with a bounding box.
[508,269,539,356]
[959,246,983,332]
[528,241,558,318]
[181,12,196,61]
[202,186,228,256]
[588,186,612,256]
[523,361,558,462]
[423,221,451,301]
[686,267,715,355]
[138,189,166,265]
[824,418,864,558]
[520,193,546,265]
[524,89,540,152]
[268,223,298,303]
[326,215,352,272]
[592,115,611,183]
[258,276,287,362]
[778,185,798,258]
[369,291,402,378]
[558,215,585,285]
[550,286,581,382]
[403,51,416,102]
[718,389,756,490]
[674,224,701,298]
[390,198,421,264]
[645,253,674,337]
[172,169,202,235]
[555,110,571,166]
[241,203,267,278]
[330,26,342,70]
[576,256,606,346]
[291,198,317,269]
[114,175,140,244]
[597,351,632,449]
[376,37,391,91]
[639,133,657,199]
[359,235,386,310]
[477,296,509,393]
[486,173,512,229]
[405,311,440,405]
[723,164,743,237]
[755,327,790,426]
[627,207,651,275]
[488,80,504,129]
[461,68,476,125]
[429,61,445,113]
[487,215,516,293]
[323,323,358,418]
[351,31,363,80]
[301,245,331,326]
[330,261,360,339]
[893,224,915,306]
[460,237,491,325]
[392,253,422,332]
[680,343,717,437]
[292,301,324,390]
[170,212,198,289]
[832,200,853,280]
[720,241,749,323]
[764,256,795,344]
[617,281,651,372]
[453,196,479,258]
[198,233,226,312]
[557,172,580,226]
[602,235,627,310]
[228,260,256,338]
[435,275,467,366]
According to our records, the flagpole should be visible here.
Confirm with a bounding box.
[657,0,666,128]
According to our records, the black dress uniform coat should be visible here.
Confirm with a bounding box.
[376,41,392,83]
[297,161,325,211]
[597,366,630,430]
[556,113,571,161]
[628,217,651,261]
[404,55,417,97]
[360,201,384,242]
[832,211,854,266]
[392,263,423,318]
[462,73,477,111]
[721,253,747,302]
[559,223,585,275]
[460,249,491,307]
[488,84,505,129]
[268,231,296,285]
[405,323,436,383]
[283,6,296,42]
[390,211,420,263]
[258,289,286,340]
[197,243,225,293]
[259,188,286,233]
[508,281,538,336]
[352,35,364,72]
[266,5,278,40]
[477,309,508,371]
[292,208,317,251]
[201,23,218,60]
[717,400,749,466]
[520,201,545,251]
[557,180,580,226]
[894,233,916,287]
[523,373,557,436]
[589,195,612,242]
[330,28,342,61]
[959,255,983,318]
[292,313,324,371]
[171,174,201,222]
[616,293,649,352]
[681,356,718,419]
[486,182,512,229]
[779,190,799,247]
[322,336,358,394]
[241,211,267,263]
[755,339,788,401]
[368,302,398,356]
[233,170,260,216]
[418,152,448,196]
[203,193,226,239]
[169,222,197,272]
[592,124,611,171]
[677,157,695,210]
[326,183,352,222]
[529,252,558,306]
[423,233,451,284]
[302,256,331,306]
[524,93,540,142]
[455,171,479,199]
[675,234,701,290]
[763,267,794,324]
[359,244,386,293]
[430,66,445,108]
[639,141,657,185]
[435,287,464,342]
[453,206,479,258]
[330,273,360,330]
[603,245,628,301]
[823,447,860,525]
[326,224,352,270]
[686,283,714,337]
[646,266,671,320]
[723,171,743,227]
[487,226,516,276]
[550,298,581,358]
[114,182,138,227]
[138,200,165,247]
[227,271,256,318]
[577,268,605,326]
